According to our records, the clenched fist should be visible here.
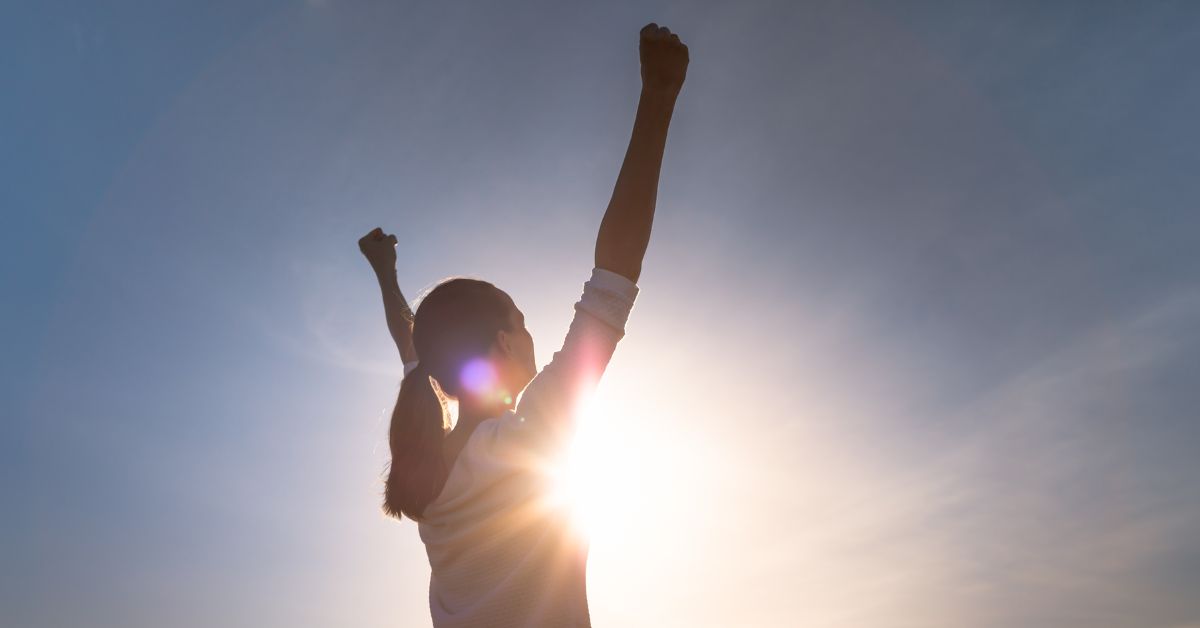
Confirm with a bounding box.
[639,23,689,95]
[358,227,398,275]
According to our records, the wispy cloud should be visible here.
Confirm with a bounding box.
[807,288,1200,626]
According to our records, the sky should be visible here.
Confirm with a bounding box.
[3,1,1199,626]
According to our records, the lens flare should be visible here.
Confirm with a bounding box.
[460,358,498,396]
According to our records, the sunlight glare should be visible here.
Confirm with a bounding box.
[549,390,658,541]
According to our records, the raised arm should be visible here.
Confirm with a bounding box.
[594,23,689,284]
[513,25,687,442]
[358,227,419,366]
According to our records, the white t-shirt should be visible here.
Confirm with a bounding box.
[414,268,639,628]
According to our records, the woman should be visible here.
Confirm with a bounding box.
[359,23,688,627]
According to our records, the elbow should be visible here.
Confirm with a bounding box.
[594,238,646,284]
[594,251,642,284]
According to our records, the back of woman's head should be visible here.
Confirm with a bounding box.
[383,278,513,521]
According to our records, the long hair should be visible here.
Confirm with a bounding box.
[383,278,514,521]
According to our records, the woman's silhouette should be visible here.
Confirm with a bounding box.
[359,23,688,627]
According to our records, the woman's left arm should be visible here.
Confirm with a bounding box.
[359,227,419,365]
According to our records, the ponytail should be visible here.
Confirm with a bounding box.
[383,362,450,520]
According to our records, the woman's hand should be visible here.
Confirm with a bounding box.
[359,227,418,361]
[639,23,689,96]
[359,227,398,275]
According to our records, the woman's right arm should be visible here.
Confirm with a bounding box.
[594,23,689,284]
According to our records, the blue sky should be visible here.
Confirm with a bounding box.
[3,1,1199,626]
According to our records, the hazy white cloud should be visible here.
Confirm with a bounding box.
[796,288,1200,626]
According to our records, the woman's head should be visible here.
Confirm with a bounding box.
[383,278,535,520]
[410,279,535,403]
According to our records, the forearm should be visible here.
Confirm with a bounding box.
[374,268,418,363]
[595,86,678,283]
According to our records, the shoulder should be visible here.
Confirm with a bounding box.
[463,411,563,466]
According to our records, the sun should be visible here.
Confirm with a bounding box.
[547,391,654,541]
